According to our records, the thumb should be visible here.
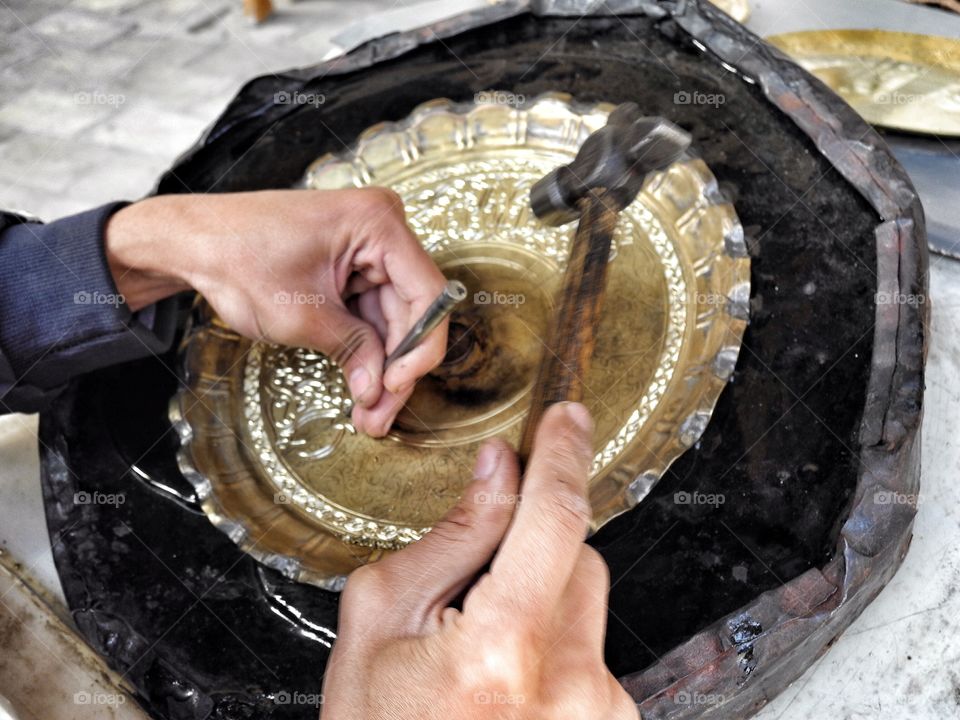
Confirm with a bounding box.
[375,438,520,628]
[313,304,385,409]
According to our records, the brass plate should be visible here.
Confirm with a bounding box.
[172,94,749,589]
[767,30,960,137]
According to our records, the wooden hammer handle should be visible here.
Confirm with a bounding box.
[517,188,618,465]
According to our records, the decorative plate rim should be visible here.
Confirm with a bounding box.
[172,91,750,589]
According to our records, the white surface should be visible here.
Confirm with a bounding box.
[0,414,63,605]
[0,1,958,718]
[748,0,960,38]
[0,556,148,720]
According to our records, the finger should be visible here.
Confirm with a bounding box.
[555,546,610,660]
[309,304,385,410]
[344,273,377,298]
[488,402,595,619]
[350,384,412,437]
[376,281,448,395]
[345,193,447,393]
[384,315,449,395]
[356,286,389,340]
[371,438,520,631]
[378,239,448,394]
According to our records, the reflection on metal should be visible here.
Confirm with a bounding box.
[173,94,749,588]
[708,0,750,23]
[767,30,960,137]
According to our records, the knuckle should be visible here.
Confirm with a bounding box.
[363,186,404,215]
[342,563,384,599]
[428,502,479,543]
[456,634,528,698]
[372,185,402,203]
[577,546,610,588]
[339,563,390,625]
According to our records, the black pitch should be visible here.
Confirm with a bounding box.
[40,9,878,720]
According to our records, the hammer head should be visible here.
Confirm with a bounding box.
[530,103,692,226]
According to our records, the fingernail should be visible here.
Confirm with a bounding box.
[350,367,372,405]
[474,441,502,481]
[563,402,594,435]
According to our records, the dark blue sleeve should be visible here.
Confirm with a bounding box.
[0,204,178,414]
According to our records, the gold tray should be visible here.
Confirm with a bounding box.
[172,94,749,589]
[767,30,960,137]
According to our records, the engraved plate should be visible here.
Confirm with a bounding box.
[173,94,750,588]
[767,30,960,137]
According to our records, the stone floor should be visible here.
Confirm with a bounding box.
[1,1,959,719]
[0,0,391,220]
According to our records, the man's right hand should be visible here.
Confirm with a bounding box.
[320,402,639,720]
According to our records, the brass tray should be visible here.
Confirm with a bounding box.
[172,94,749,589]
[767,30,960,137]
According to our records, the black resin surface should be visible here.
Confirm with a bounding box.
[41,9,880,718]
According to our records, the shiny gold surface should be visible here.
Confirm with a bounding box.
[767,30,960,137]
[173,94,750,588]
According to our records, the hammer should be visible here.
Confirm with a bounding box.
[517,103,691,464]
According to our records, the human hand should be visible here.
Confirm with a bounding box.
[321,402,639,720]
[104,188,448,436]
